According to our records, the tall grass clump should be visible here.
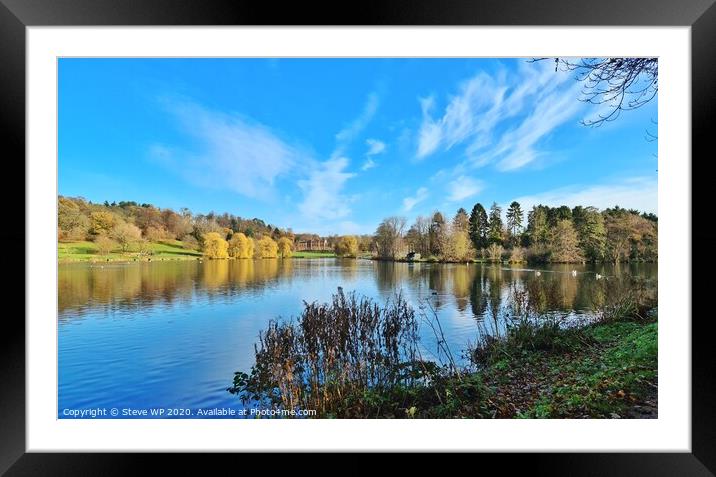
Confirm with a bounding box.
[229,288,424,416]
[471,287,570,365]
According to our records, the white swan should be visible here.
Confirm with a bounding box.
[571,270,577,277]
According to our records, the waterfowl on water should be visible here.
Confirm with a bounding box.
[571,270,577,277]
[535,271,541,277]
[596,273,602,280]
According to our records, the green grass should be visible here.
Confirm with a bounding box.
[59,241,339,262]
[487,321,658,419]
[58,240,201,263]
[321,318,657,419]
[291,250,337,258]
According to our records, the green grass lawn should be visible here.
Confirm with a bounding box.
[291,251,337,258]
[58,240,201,263]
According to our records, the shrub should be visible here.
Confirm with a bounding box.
[229,289,423,416]
[94,235,116,255]
[508,247,526,263]
[136,239,153,256]
[486,243,503,262]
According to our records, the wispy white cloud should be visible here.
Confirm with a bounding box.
[360,138,386,171]
[416,61,583,171]
[403,187,429,212]
[366,138,386,156]
[361,158,377,171]
[447,175,484,202]
[297,93,380,224]
[157,98,300,201]
[417,97,443,158]
[512,177,657,214]
[298,157,356,220]
[335,93,379,145]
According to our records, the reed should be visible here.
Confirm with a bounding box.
[229,288,427,416]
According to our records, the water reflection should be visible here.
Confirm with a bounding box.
[58,259,656,415]
[60,260,657,321]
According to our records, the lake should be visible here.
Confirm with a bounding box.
[58,259,657,418]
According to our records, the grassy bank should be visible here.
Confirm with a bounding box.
[291,251,337,258]
[59,240,339,263]
[475,320,657,418]
[315,320,657,419]
[229,288,657,419]
[58,240,201,263]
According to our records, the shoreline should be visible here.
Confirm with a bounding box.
[57,240,657,266]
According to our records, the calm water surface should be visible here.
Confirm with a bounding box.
[58,259,656,418]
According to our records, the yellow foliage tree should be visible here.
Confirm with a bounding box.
[202,232,229,259]
[446,229,474,262]
[256,236,278,259]
[228,233,255,259]
[90,211,116,236]
[334,235,359,257]
[277,237,293,258]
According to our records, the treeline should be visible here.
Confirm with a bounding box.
[58,196,301,258]
[373,202,657,264]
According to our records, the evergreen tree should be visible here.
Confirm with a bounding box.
[429,211,447,256]
[505,201,523,246]
[488,202,503,245]
[469,203,489,250]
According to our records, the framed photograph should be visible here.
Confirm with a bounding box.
[4,0,714,471]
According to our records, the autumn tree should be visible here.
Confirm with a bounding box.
[110,222,142,252]
[334,236,359,258]
[405,216,430,256]
[58,197,90,241]
[375,216,407,259]
[202,232,229,259]
[277,237,293,258]
[604,210,657,263]
[256,236,279,259]
[228,233,254,259]
[95,235,116,255]
[549,220,584,263]
[90,211,117,236]
[444,209,473,261]
[572,206,606,261]
[453,208,469,232]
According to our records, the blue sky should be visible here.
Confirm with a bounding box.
[59,58,657,235]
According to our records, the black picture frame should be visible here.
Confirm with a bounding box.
[2,0,713,472]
